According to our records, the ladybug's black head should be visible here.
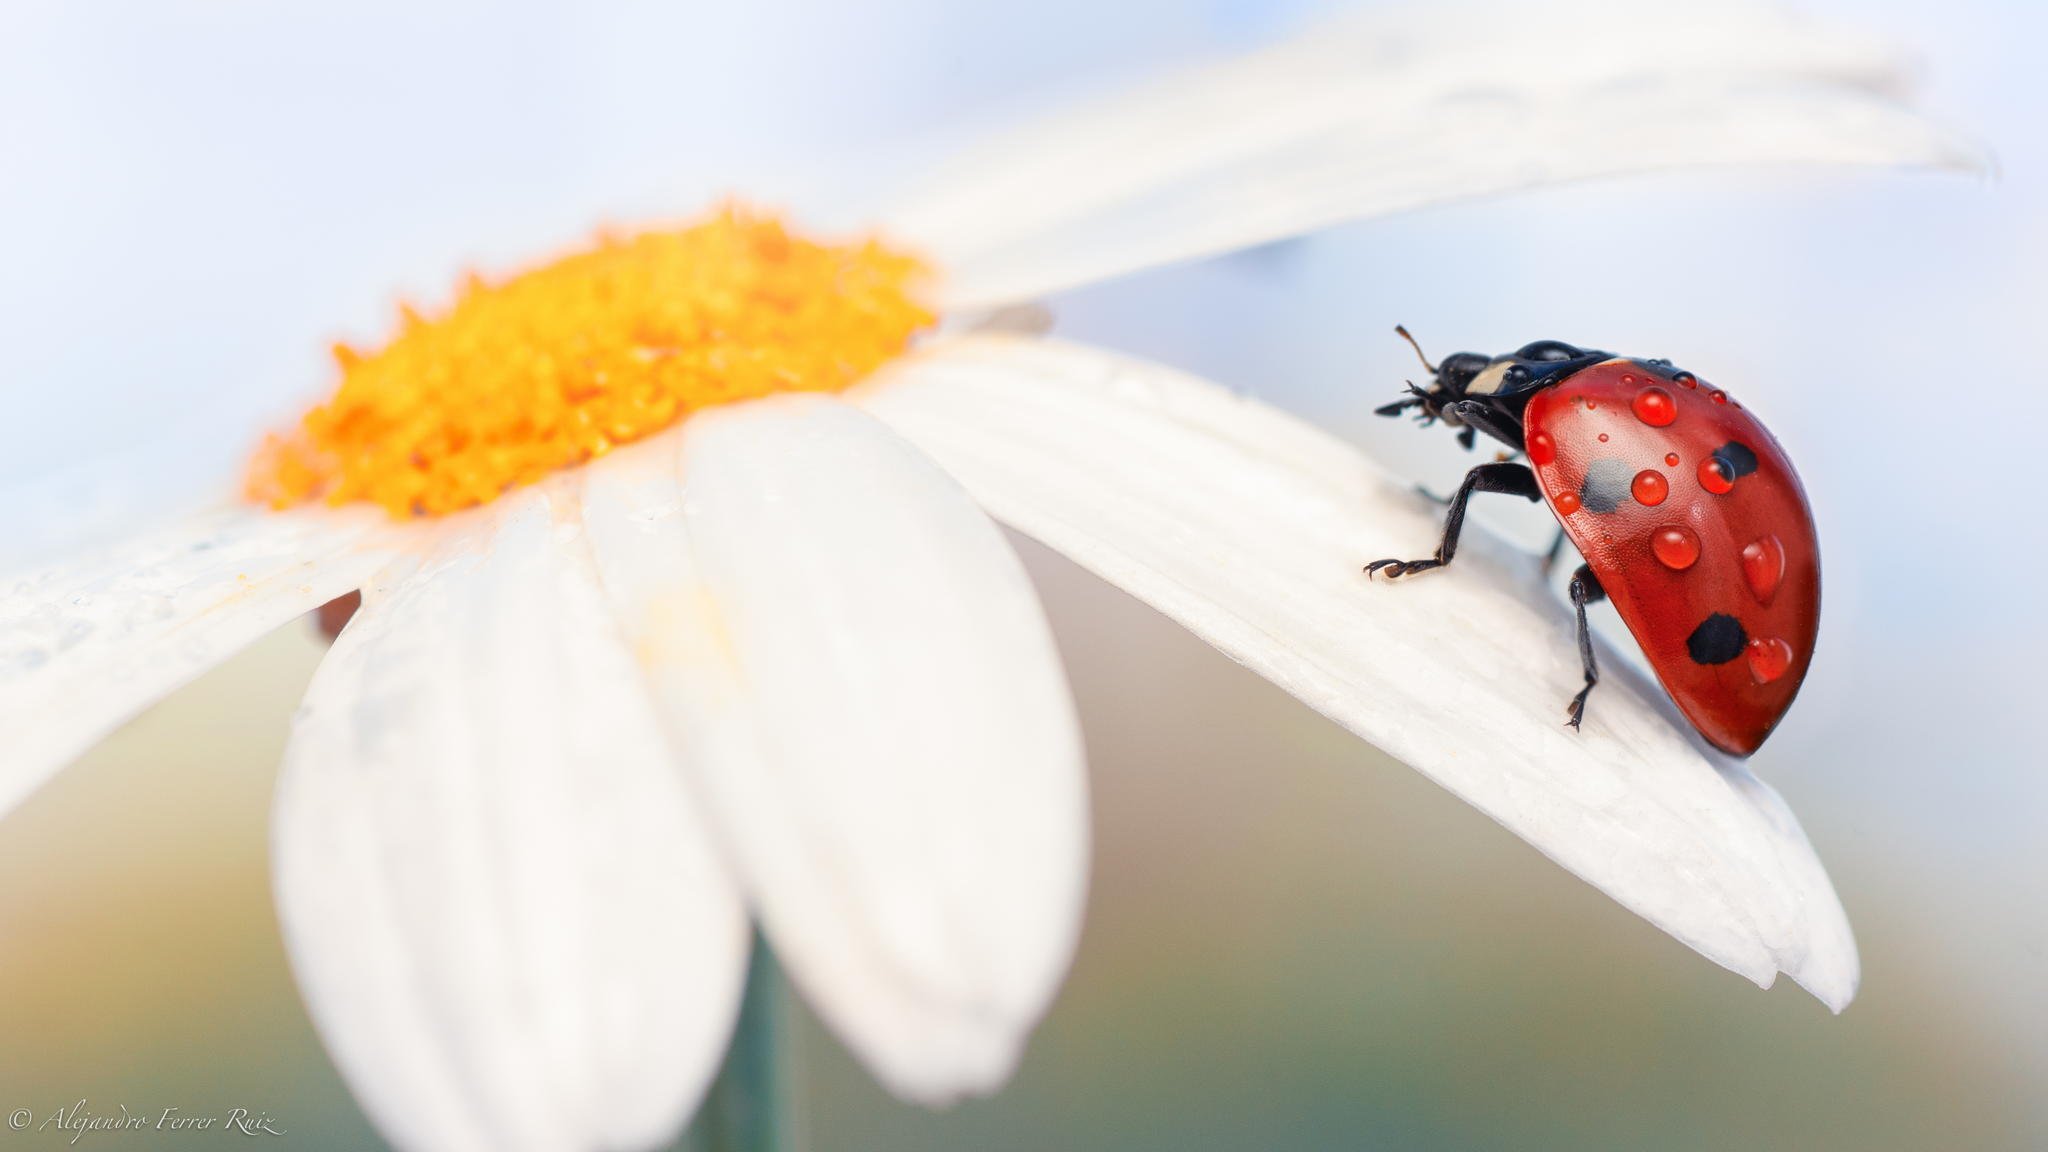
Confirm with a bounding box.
[1375,329,1608,450]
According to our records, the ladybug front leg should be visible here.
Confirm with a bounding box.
[1365,462,1540,579]
[1566,564,1606,731]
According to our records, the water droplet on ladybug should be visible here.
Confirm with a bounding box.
[1631,386,1677,427]
[1664,452,1681,467]
[1673,371,1698,389]
[1554,490,1582,515]
[1698,457,1735,494]
[1746,636,1793,684]
[1741,534,1786,605]
[1651,526,1700,569]
[1597,433,1609,443]
[1529,432,1556,465]
[1621,373,1637,385]
[1584,397,1598,410]
[1631,469,1669,506]
[1709,390,1729,405]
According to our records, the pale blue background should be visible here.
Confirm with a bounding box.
[0,1,2040,1147]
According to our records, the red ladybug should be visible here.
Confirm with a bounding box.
[1367,328,1817,757]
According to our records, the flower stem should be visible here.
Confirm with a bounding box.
[682,936,799,1152]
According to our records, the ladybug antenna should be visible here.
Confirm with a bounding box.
[1394,324,1437,376]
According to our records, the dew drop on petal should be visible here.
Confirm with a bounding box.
[1528,431,1556,466]
[1741,534,1786,605]
[1632,386,1677,427]
[1652,526,1700,569]
[1631,469,1669,506]
[1747,636,1793,684]
[1698,457,1735,494]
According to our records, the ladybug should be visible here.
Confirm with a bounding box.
[1366,327,1817,757]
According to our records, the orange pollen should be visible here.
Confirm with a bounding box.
[245,204,934,517]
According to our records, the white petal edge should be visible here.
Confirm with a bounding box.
[883,0,1987,312]
[0,503,388,819]
[579,400,1088,1103]
[272,488,750,1152]
[855,334,1858,1011]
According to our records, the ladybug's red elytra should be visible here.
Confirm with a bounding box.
[1367,328,1817,757]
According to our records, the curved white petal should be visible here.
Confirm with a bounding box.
[0,503,385,819]
[273,489,749,1152]
[885,0,1987,311]
[856,335,1858,1011]
[580,401,1087,1103]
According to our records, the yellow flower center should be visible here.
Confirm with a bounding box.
[246,204,934,517]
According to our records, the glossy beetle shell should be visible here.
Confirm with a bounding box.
[1524,359,1819,755]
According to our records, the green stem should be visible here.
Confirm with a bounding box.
[681,937,799,1152]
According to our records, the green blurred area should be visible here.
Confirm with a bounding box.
[0,541,2036,1150]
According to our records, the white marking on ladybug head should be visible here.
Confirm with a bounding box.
[1465,360,1515,396]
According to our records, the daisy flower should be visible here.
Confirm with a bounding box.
[0,5,1982,1152]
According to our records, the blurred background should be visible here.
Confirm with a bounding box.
[1,0,2040,1148]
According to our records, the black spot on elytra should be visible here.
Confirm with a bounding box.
[1686,613,1748,665]
[1711,441,1759,481]
[1579,457,1634,513]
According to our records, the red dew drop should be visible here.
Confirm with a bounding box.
[1664,452,1681,467]
[1631,469,1669,506]
[1709,390,1729,405]
[1651,525,1700,570]
[1631,386,1677,427]
[1528,431,1557,465]
[1621,373,1637,385]
[1746,636,1793,684]
[1554,490,1582,515]
[1741,534,1786,605]
[1698,457,1735,494]
[1597,433,1609,443]
[1585,398,1598,409]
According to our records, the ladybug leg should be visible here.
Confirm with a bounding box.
[1566,564,1607,730]
[1365,462,1541,579]
[1448,401,1525,449]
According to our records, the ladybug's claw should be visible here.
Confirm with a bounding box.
[1565,686,1594,731]
[1364,557,1443,580]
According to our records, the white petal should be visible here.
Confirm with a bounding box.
[0,503,385,818]
[580,401,1088,1103]
[273,488,749,1152]
[856,335,1858,1010]
[885,0,1987,311]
